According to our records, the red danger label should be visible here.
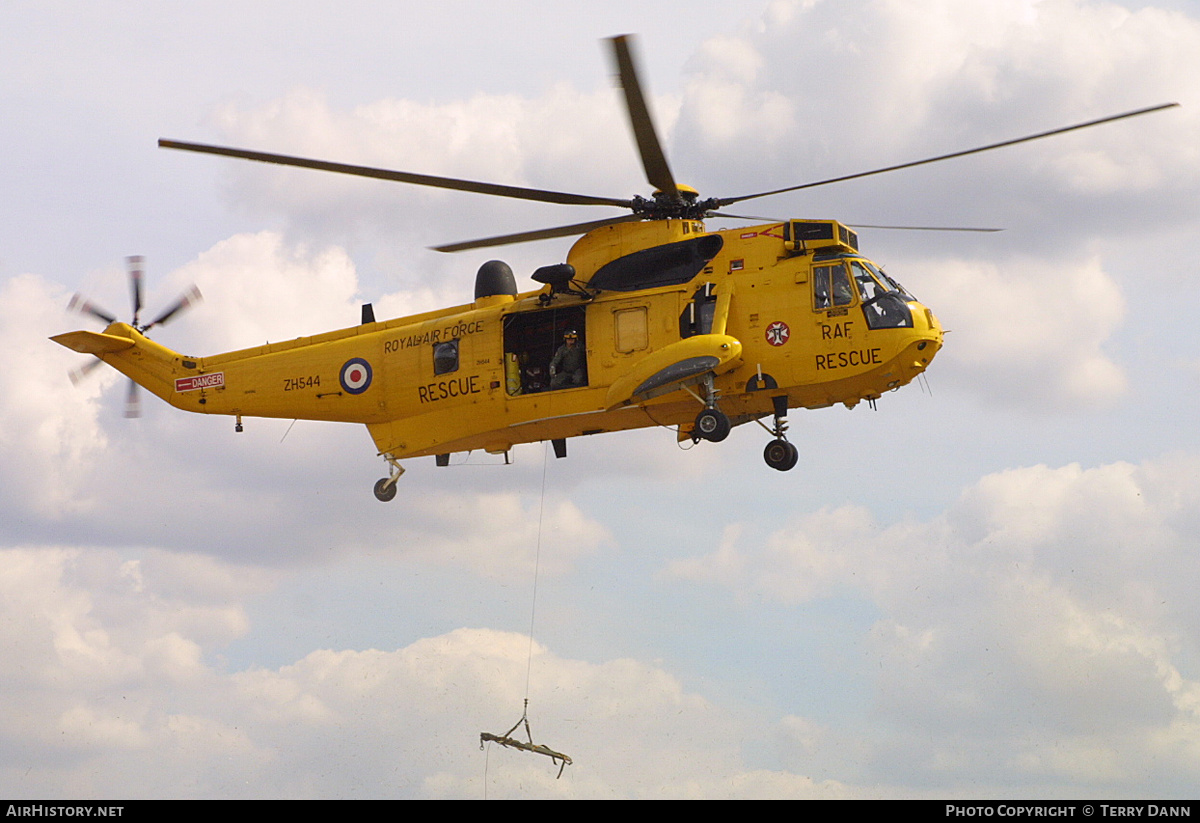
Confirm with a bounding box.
[175,372,225,392]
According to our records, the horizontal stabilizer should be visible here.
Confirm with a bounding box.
[51,330,136,356]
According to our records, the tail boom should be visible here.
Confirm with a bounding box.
[52,322,391,424]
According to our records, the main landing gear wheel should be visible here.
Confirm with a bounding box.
[694,408,731,442]
[373,455,405,501]
[373,478,398,502]
[764,439,799,472]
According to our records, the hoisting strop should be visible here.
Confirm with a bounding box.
[480,699,572,778]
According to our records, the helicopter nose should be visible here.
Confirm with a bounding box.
[908,303,942,373]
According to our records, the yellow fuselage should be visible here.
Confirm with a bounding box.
[56,219,942,463]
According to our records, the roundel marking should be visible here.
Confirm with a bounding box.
[765,321,790,347]
[339,358,373,394]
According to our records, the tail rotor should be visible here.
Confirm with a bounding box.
[66,255,202,417]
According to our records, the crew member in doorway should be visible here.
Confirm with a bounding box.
[549,329,586,389]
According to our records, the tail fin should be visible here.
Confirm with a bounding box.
[51,322,187,406]
[51,330,136,356]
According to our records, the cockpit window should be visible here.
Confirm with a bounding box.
[813,264,853,310]
[861,259,915,300]
[851,261,886,303]
[851,259,914,330]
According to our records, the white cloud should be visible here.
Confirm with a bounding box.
[9,0,1200,800]
[170,231,361,351]
[0,548,264,691]
[0,274,113,517]
[677,0,1200,233]
[363,491,612,580]
[206,84,649,279]
[680,36,794,154]
[666,455,1200,793]
[0,548,853,798]
[915,254,1127,408]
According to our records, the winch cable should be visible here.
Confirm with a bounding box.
[481,442,572,786]
[525,440,550,699]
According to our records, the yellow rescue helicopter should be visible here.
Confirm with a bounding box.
[52,37,1177,501]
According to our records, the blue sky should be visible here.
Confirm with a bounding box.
[3,0,1200,798]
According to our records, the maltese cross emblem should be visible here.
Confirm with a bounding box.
[765,321,790,347]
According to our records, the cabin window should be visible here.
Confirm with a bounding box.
[614,307,649,353]
[679,283,717,338]
[433,340,459,375]
[813,264,853,310]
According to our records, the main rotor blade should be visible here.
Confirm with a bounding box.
[432,214,644,253]
[718,102,1180,206]
[706,211,783,221]
[610,35,680,202]
[709,212,1001,232]
[848,223,1003,232]
[159,139,633,209]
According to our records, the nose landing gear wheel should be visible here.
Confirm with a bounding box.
[373,477,398,502]
[694,408,731,442]
[764,439,798,471]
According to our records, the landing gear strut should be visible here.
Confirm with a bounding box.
[763,395,798,471]
[691,373,730,443]
[373,455,405,502]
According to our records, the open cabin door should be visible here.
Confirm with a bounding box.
[502,305,589,397]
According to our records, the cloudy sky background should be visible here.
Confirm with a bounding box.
[3,0,1200,798]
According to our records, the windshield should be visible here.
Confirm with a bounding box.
[860,259,915,301]
[851,261,887,303]
[850,260,913,330]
